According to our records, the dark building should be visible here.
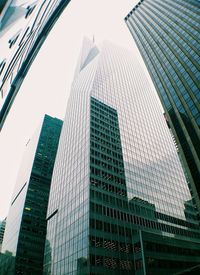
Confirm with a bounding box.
[0,0,10,15]
[0,218,6,252]
[44,39,200,275]
[1,114,62,274]
[0,252,15,275]
[125,0,200,212]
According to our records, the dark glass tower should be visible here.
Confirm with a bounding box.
[125,0,200,211]
[0,218,6,252]
[44,39,200,275]
[1,115,62,274]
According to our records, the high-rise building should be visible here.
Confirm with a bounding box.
[1,115,62,274]
[125,0,200,211]
[44,39,200,275]
[0,218,6,252]
[0,0,71,129]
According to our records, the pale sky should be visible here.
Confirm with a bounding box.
[0,0,162,220]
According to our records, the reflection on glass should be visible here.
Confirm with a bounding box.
[45,39,200,274]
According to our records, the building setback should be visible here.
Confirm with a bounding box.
[1,115,63,275]
[44,39,200,275]
[125,0,200,211]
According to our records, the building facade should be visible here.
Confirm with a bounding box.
[44,39,200,275]
[1,115,62,275]
[125,0,200,211]
[0,218,6,252]
[0,0,71,129]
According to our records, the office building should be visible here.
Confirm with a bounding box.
[1,115,62,274]
[0,218,6,252]
[125,0,200,211]
[44,39,200,275]
[0,0,71,129]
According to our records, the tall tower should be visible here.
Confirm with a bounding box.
[44,39,200,275]
[0,218,6,252]
[125,0,200,210]
[0,0,71,129]
[1,115,63,274]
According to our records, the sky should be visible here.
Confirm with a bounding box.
[0,0,162,220]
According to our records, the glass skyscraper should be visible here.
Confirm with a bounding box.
[0,0,71,129]
[0,218,6,252]
[44,39,200,275]
[1,115,62,275]
[125,0,200,212]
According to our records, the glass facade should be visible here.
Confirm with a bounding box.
[1,115,62,275]
[0,218,6,252]
[125,0,200,212]
[0,0,9,14]
[0,0,71,129]
[45,39,200,275]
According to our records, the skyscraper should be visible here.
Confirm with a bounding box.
[44,39,200,275]
[125,0,200,211]
[1,115,62,274]
[0,218,6,252]
[0,0,71,129]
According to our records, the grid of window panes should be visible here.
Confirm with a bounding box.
[89,97,200,274]
[15,115,63,274]
[140,230,200,274]
[125,0,200,204]
[0,0,71,128]
[91,42,197,223]
[44,53,98,275]
[1,122,40,260]
[90,41,200,273]
[45,40,200,274]
[1,115,62,274]
[89,97,135,274]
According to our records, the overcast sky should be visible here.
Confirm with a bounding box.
[0,0,162,220]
